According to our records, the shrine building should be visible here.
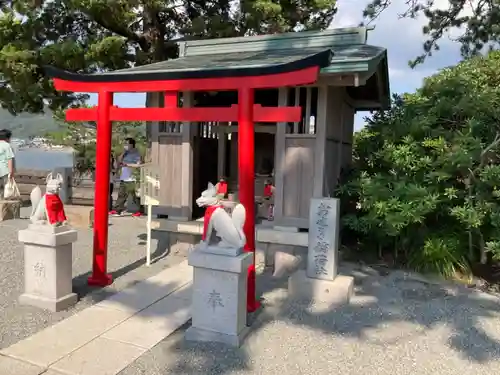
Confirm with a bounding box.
[148,27,389,253]
[46,26,390,292]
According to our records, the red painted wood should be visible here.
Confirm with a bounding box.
[87,91,113,287]
[65,104,302,123]
[164,91,177,107]
[53,67,319,92]
[237,87,260,313]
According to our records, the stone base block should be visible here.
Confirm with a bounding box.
[0,199,21,221]
[18,225,78,312]
[19,291,78,312]
[288,269,354,306]
[185,325,250,347]
[273,226,299,233]
[64,205,94,228]
[187,250,253,347]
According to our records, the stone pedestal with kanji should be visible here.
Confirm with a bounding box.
[288,198,354,306]
[18,224,78,312]
[186,245,253,347]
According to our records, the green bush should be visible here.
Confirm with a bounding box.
[338,51,500,277]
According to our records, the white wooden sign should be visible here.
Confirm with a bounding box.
[139,165,161,266]
[140,165,161,206]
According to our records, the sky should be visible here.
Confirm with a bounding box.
[88,0,465,131]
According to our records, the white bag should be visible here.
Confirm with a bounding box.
[4,177,20,200]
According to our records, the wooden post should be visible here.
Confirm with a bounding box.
[88,91,113,287]
[238,87,260,313]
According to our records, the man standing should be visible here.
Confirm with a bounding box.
[0,129,15,197]
[109,138,143,217]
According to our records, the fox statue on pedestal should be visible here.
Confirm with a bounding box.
[196,182,246,249]
[30,173,68,226]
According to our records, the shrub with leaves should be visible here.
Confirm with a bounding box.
[338,51,500,277]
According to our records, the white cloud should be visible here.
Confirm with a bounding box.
[336,0,466,130]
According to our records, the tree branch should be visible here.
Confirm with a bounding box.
[82,10,150,52]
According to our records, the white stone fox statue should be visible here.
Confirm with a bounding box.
[196,182,246,249]
[30,173,68,226]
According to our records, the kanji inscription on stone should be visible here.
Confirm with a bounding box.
[33,262,46,278]
[207,289,224,311]
[306,198,340,281]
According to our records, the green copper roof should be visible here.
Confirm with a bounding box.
[44,48,333,82]
[44,27,390,109]
[103,48,332,76]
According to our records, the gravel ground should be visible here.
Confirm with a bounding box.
[0,206,185,349]
[120,263,500,375]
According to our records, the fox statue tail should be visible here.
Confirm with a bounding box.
[30,185,42,218]
[231,204,246,245]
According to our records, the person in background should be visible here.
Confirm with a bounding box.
[109,138,143,217]
[0,129,15,197]
[109,153,116,211]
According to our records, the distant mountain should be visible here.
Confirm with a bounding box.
[0,108,62,139]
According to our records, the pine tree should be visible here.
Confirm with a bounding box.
[0,0,337,114]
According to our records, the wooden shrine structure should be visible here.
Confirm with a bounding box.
[45,26,390,313]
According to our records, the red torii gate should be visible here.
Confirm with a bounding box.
[46,58,325,312]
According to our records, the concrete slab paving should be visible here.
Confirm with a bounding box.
[102,292,192,349]
[51,337,147,375]
[1,306,132,367]
[0,354,45,375]
[96,260,192,314]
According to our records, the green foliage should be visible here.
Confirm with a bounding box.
[363,0,500,66]
[0,0,337,115]
[338,51,500,277]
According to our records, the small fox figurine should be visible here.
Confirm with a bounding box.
[30,173,68,226]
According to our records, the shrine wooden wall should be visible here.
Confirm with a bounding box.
[274,87,317,228]
[273,85,355,229]
[148,92,194,220]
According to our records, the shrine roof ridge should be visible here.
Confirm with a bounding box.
[180,27,374,57]
[44,48,333,83]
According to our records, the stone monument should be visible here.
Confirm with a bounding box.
[18,173,78,312]
[288,198,354,305]
[186,182,253,347]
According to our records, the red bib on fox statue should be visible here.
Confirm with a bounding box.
[202,205,223,241]
[45,193,67,225]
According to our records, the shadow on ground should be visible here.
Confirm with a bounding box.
[110,261,500,375]
[257,265,500,363]
[72,231,172,300]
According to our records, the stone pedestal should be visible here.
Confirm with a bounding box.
[288,198,354,305]
[186,245,253,347]
[18,224,78,312]
[64,205,94,229]
[0,199,21,221]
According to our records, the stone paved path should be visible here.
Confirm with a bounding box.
[0,207,185,349]
[0,260,193,375]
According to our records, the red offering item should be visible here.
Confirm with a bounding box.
[44,193,67,224]
[202,205,224,241]
[216,181,228,195]
[263,184,273,198]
